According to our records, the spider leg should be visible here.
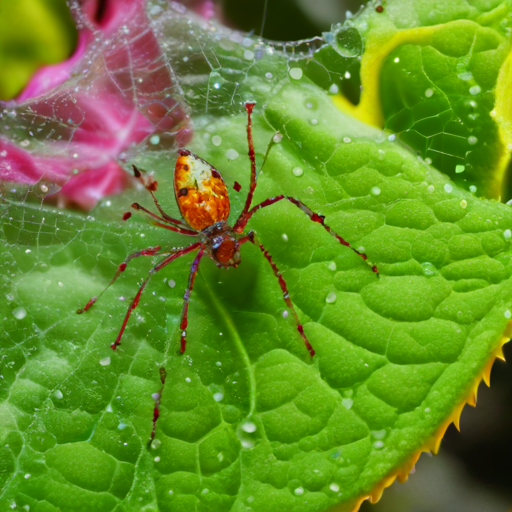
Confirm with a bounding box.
[130,203,197,236]
[178,248,205,354]
[76,246,163,314]
[111,242,202,350]
[132,165,189,228]
[234,102,281,232]
[237,195,378,274]
[255,238,315,357]
[148,367,167,446]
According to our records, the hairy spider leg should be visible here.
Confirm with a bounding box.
[130,203,197,236]
[151,220,198,236]
[111,242,202,350]
[132,165,189,228]
[76,246,163,314]
[234,102,281,232]
[236,102,258,225]
[149,367,167,446]
[238,195,379,274]
[179,248,205,354]
[256,241,315,357]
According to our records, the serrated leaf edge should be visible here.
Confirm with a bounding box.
[346,321,512,512]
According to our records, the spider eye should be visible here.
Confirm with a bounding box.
[178,187,188,197]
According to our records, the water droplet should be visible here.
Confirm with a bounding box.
[371,186,381,196]
[53,390,63,399]
[154,456,161,462]
[326,292,337,303]
[344,71,351,79]
[342,398,353,409]
[282,234,288,242]
[294,486,304,496]
[291,167,304,178]
[151,439,161,449]
[289,67,303,80]
[150,135,160,145]
[168,279,176,288]
[425,88,434,98]
[327,261,337,271]
[213,82,221,89]
[504,310,511,319]
[310,119,318,125]
[343,137,351,143]
[282,310,289,318]
[226,149,239,160]
[334,26,363,58]
[504,229,512,240]
[330,483,340,492]
[242,421,257,433]
[244,50,255,61]
[371,429,386,439]
[388,134,396,141]
[0,150,7,157]
[99,357,111,366]
[40,184,49,193]
[455,164,465,173]
[468,136,478,145]
[24,474,31,479]
[265,72,273,79]
[421,262,437,277]
[12,307,27,320]
[329,84,339,94]
[212,135,222,146]
[469,185,477,193]
[20,140,30,147]
[273,133,283,143]
[444,183,453,193]
[213,392,224,402]
[152,393,160,400]
[373,440,384,449]
[168,490,173,495]
[118,422,127,430]
[460,199,468,209]
[458,71,473,81]
[185,377,191,383]
[394,57,400,63]
[216,361,222,367]
[469,85,481,96]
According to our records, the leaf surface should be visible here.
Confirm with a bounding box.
[1,1,512,512]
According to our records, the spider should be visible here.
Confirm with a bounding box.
[77,102,378,440]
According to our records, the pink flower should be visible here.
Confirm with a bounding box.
[0,0,213,210]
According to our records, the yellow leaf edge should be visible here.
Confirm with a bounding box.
[332,18,512,199]
[346,321,512,512]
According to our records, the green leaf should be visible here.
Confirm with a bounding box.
[2,1,512,511]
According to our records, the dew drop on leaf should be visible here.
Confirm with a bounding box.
[12,307,27,320]
[326,292,337,303]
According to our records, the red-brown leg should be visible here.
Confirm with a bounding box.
[237,195,378,274]
[179,248,204,354]
[132,165,189,228]
[111,242,202,350]
[256,241,315,357]
[237,102,258,224]
[76,246,163,314]
[149,367,167,446]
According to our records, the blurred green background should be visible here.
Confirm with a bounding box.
[1,0,512,510]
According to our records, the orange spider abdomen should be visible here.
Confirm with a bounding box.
[174,151,230,231]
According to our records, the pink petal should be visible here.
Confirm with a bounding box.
[59,162,129,210]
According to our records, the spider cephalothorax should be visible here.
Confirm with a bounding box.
[77,101,378,443]
[201,221,243,268]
